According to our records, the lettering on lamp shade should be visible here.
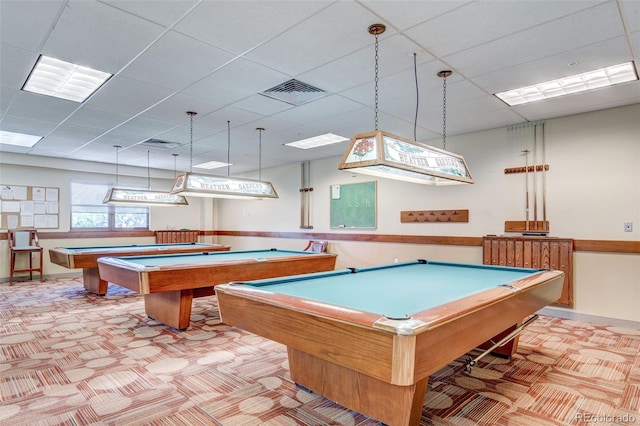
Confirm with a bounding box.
[104,188,189,206]
[338,130,473,186]
[171,172,278,199]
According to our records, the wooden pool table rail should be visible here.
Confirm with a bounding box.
[216,264,564,426]
[97,251,337,330]
[49,243,230,295]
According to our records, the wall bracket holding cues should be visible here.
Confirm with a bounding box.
[504,164,549,174]
[401,209,469,223]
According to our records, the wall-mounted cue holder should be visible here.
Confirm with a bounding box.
[504,164,549,174]
[504,220,550,234]
[401,210,469,223]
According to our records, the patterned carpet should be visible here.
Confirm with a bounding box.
[0,277,638,426]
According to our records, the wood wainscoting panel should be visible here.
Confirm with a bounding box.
[482,235,574,307]
[155,230,199,244]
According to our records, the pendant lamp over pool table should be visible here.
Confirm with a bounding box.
[338,23,474,186]
[104,145,189,206]
[170,112,278,199]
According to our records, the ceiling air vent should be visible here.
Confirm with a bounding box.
[260,79,326,106]
[141,138,180,150]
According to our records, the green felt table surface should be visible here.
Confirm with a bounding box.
[107,249,316,267]
[241,260,543,319]
[59,243,216,252]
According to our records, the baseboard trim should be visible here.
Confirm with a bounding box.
[539,307,640,330]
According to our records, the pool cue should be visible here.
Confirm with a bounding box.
[533,125,538,231]
[542,122,547,232]
[523,148,530,232]
[306,161,311,227]
[464,314,539,373]
[300,163,305,227]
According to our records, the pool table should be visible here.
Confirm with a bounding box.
[49,243,230,295]
[97,249,337,330]
[215,260,564,426]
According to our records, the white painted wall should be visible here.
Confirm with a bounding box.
[215,104,640,322]
[1,104,638,321]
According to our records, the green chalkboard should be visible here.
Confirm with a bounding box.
[330,181,376,229]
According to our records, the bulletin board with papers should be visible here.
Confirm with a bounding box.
[1,184,59,229]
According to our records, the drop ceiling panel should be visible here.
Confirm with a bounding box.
[71,143,125,163]
[42,123,108,145]
[119,31,236,91]
[197,106,289,138]
[271,95,363,125]
[174,1,330,55]
[384,81,488,130]
[621,0,640,32]
[0,0,65,51]
[512,81,640,121]
[6,92,78,124]
[445,2,626,78]
[28,137,92,157]
[0,1,638,175]
[474,36,636,93]
[63,106,135,133]
[0,85,18,117]
[85,131,148,148]
[0,144,33,155]
[100,0,199,27]
[361,0,472,31]
[300,34,434,95]
[0,115,58,138]
[232,95,296,116]
[84,76,174,115]
[441,102,525,135]
[110,116,178,140]
[405,1,604,58]
[41,0,165,73]
[183,58,292,106]
[244,2,383,76]
[313,107,381,137]
[0,45,40,87]
[142,94,224,124]
[230,116,301,141]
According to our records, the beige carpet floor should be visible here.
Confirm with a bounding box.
[1,277,639,425]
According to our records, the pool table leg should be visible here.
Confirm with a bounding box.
[82,268,108,296]
[478,323,520,358]
[288,348,427,426]
[143,290,194,330]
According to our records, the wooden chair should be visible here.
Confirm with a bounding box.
[8,229,43,285]
[303,240,328,253]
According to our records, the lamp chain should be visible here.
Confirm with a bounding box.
[257,127,265,181]
[437,70,452,150]
[374,32,380,131]
[369,24,385,130]
[147,150,151,190]
[172,154,178,178]
[189,113,194,173]
[442,73,447,150]
[114,145,121,186]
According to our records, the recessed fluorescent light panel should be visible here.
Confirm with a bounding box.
[494,62,638,106]
[194,160,231,170]
[0,130,42,147]
[285,133,348,149]
[22,55,112,102]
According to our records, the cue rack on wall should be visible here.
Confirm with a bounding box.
[505,122,550,234]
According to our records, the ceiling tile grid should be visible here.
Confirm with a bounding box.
[0,0,637,175]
